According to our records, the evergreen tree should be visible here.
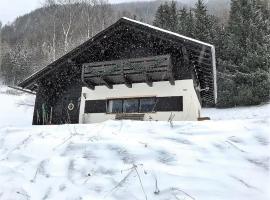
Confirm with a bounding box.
[153,3,168,29]
[187,9,195,37]
[153,1,178,32]
[221,0,270,106]
[178,7,194,37]
[193,0,212,42]
[152,0,269,107]
[169,1,178,32]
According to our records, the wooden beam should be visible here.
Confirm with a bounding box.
[84,54,170,68]
[123,75,132,88]
[8,85,36,95]
[82,80,95,90]
[145,73,153,87]
[181,46,190,65]
[167,57,175,85]
[190,54,212,64]
[168,72,175,85]
[101,77,113,89]
[189,50,211,58]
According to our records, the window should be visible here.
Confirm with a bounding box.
[123,99,139,113]
[85,100,106,113]
[107,99,123,113]
[104,96,182,114]
[139,98,156,112]
[156,97,183,111]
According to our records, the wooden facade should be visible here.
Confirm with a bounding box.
[18,17,217,125]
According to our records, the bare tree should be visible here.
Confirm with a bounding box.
[97,0,113,30]
[81,0,96,39]
[43,0,82,55]
[80,0,113,39]
[9,44,33,84]
[57,0,80,52]
[42,0,58,61]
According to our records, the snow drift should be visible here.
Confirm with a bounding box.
[0,86,34,128]
[0,87,269,200]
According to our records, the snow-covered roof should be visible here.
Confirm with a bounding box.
[122,17,214,48]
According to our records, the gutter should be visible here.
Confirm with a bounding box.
[8,85,36,95]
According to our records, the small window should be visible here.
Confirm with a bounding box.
[123,99,139,113]
[139,98,156,113]
[107,99,123,113]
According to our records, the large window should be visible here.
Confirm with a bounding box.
[84,96,183,114]
[107,97,156,114]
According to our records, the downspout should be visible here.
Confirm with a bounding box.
[211,45,218,105]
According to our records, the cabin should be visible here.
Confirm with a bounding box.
[18,17,217,125]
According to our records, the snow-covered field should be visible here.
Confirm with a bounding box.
[0,86,269,200]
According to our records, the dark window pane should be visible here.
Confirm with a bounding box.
[107,100,123,113]
[140,98,156,112]
[85,100,107,113]
[156,96,183,111]
[123,99,139,113]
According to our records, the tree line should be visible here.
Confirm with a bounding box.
[0,0,157,85]
[153,0,270,107]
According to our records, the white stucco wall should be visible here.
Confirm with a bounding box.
[79,80,201,123]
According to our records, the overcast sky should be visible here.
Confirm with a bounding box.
[0,0,158,25]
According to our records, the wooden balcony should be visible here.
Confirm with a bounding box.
[81,54,175,90]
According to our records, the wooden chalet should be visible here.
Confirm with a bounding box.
[18,17,217,125]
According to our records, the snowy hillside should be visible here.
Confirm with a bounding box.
[0,86,35,127]
[0,87,269,200]
[203,103,270,120]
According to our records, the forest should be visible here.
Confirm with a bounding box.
[0,0,269,107]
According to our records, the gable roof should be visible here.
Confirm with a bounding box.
[18,17,217,104]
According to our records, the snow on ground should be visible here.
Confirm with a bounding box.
[0,86,35,127]
[0,86,269,200]
[202,103,270,120]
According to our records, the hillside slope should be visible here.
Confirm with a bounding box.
[0,88,269,200]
